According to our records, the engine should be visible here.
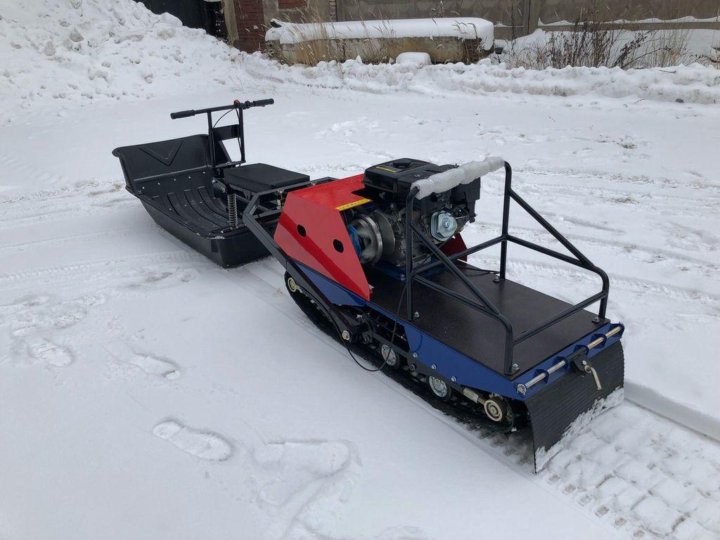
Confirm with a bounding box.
[347,159,481,267]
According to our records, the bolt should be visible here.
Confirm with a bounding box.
[341,330,351,341]
[431,364,436,370]
[517,384,527,395]
[511,363,519,373]
[412,352,418,358]
[413,311,420,320]
[451,376,457,382]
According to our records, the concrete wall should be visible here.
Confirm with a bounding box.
[538,0,719,24]
[337,1,526,38]
[337,0,719,39]
[269,36,489,64]
[224,0,719,52]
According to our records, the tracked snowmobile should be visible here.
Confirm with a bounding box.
[113,99,625,470]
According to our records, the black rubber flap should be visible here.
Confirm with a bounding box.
[526,341,625,472]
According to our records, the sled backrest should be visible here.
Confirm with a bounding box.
[112,134,230,196]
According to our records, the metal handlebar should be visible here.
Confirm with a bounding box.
[170,98,275,120]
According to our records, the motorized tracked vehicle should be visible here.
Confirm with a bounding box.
[113,99,625,469]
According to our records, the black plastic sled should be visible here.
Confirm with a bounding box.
[112,99,309,267]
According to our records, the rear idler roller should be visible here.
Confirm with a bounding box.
[462,388,513,425]
[286,275,300,294]
[380,344,402,369]
[428,375,453,402]
[483,396,508,423]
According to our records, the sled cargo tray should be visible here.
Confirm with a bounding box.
[368,265,603,378]
[113,135,308,267]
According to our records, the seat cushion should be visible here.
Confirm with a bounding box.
[224,163,309,193]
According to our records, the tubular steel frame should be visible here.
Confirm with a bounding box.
[404,162,610,376]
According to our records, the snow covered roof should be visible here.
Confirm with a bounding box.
[266,18,495,50]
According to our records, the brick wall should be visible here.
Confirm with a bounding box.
[279,0,308,8]
[233,0,266,51]
[224,0,336,51]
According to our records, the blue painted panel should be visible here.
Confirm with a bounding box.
[298,261,624,402]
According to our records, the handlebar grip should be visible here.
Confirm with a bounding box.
[170,109,196,119]
[414,157,506,199]
[250,99,274,107]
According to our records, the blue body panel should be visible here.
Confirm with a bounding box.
[297,263,624,402]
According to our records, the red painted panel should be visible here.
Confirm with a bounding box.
[442,233,467,261]
[275,175,371,299]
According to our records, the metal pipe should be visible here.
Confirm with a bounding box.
[414,275,499,318]
[513,291,607,345]
[517,325,623,394]
[405,188,416,320]
[499,162,512,280]
[410,223,504,316]
[412,235,504,274]
[510,188,592,266]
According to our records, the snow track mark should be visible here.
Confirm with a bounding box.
[127,353,180,380]
[105,339,182,381]
[252,439,357,540]
[0,251,202,289]
[108,343,181,381]
[153,419,233,461]
[24,337,74,367]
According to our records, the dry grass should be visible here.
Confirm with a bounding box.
[503,0,696,70]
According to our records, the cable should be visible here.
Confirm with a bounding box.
[212,108,234,129]
[298,277,408,373]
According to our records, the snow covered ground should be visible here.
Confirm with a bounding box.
[1,1,720,539]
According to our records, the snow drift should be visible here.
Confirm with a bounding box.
[240,54,720,105]
[0,0,241,125]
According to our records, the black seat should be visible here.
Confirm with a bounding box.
[224,163,309,194]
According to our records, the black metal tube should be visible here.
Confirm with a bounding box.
[413,235,504,274]
[242,189,353,336]
[405,183,516,375]
[414,275,500,318]
[499,162,512,280]
[238,109,246,164]
[513,291,607,345]
[510,189,592,266]
[508,235,584,267]
[506,235,610,320]
[410,222,504,316]
[170,99,275,119]
[206,111,216,170]
[405,189,416,320]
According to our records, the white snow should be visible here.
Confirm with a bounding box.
[238,53,720,105]
[395,51,432,67]
[0,0,243,126]
[2,1,720,539]
[266,17,495,49]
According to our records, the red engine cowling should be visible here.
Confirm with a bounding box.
[274,175,372,300]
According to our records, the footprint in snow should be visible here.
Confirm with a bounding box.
[128,353,180,380]
[153,420,233,461]
[121,267,199,291]
[254,440,353,507]
[376,526,433,540]
[25,337,74,367]
[105,341,181,380]
[252,439,358,540]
